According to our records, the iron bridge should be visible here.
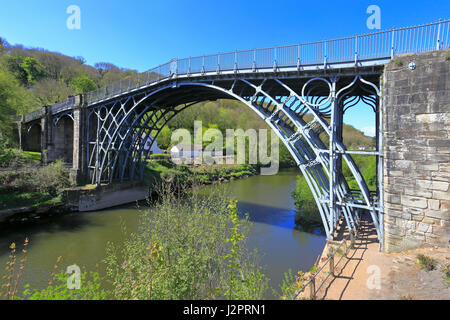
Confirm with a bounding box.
[20,19,450,247]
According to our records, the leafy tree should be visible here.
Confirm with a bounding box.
[4,55,28,85]
[71,75,97,93]
[0,68,35,145]
[31,78,74,106]
[3,55,44,86]
[20,57,45,85]
[156,126,172,150]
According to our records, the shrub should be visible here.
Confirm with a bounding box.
[415,254,437,271]
[23,270,110,300]
[394,59,403,67]
[277,269,306,300]
[0,159,71,196]
[104,185,268,300]
[441,264,450,285]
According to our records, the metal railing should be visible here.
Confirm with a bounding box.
[23,108,44,123]
[83,19,449,105]
[292,233,355,300]
[50,96,76,115]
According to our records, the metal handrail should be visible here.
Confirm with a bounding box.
[292,234,352,300]
[50,96,76,115]
[84,19,448,106]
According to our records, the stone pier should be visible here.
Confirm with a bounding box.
[382,49,450,252]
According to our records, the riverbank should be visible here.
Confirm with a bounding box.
[0,160,264,224]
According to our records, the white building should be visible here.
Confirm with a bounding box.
[170,144,204,158]
[141,134,163,154]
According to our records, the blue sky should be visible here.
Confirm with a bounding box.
[0,0,448,135]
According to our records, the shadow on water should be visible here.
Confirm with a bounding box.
[0,200,149,257]
[224,200,326,236]
[292,213,327,237]
[0,213,96,256]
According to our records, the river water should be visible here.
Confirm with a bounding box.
[0,168,326,299]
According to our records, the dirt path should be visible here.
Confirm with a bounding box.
[308,215,450,300]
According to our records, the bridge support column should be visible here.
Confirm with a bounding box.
[15,115,23,150]
[70,94,87,185]
[40,106,51,165]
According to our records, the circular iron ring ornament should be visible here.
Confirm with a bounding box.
[301,77,332,108]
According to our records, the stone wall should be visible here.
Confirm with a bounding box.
[383,49,450,252]
[64,181,149,212]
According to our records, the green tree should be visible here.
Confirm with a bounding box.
[31,78,74,106]
[20,57,45,85]
[71,75,97,93]
[156,126,173,150]
[0,68,35,146]
[4,55,28,86]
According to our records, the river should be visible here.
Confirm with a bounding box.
[0,168,326,299]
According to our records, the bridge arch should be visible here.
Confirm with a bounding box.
[48,113,74,164]
[24,122,41,152]
[86,74,382,240]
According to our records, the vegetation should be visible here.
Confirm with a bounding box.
[441,264,450,285]
[1,186,269,300]
[104,187,268,300]
[0,147,41,168]
[277,269,306,300]
[394,59,404,67]
[415,254,437,271]
[0,160,71,209]
[144,159,257,188]
[23,270,109,300]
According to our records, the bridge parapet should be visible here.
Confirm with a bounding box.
[50,96,76,115]
[82,19,449,106]
[23,108,45,123]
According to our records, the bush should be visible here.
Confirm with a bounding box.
[441,264,450,285]
[0,159,71,196]
[415,254,437,271]
[104,185,268,300]
[23,270,110,300]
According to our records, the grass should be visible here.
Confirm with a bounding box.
[20,151,41,164]
[0,149,41,168]
[441,264,450,285]
[415,254,437,271]
[0,192,62,210]
[394,59,404,67]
